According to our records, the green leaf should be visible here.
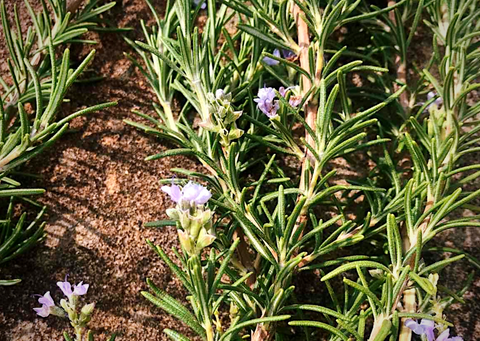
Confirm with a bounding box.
[163,329,193,341]
[419,254,465,276]
[141,290,205,337]
[220,315,291,341]
[322,261,391,281]
[0,278,21,286]
[146,148,193,161]
[237,24,291,50]
[397,313,452,327]
[409,272,436,295]
[288,321,349,341]
[283,304,350,321]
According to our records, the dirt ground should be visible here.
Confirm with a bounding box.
[0,0,479,340]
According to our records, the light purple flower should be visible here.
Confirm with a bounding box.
[405,319,462,341]
[405,319,435,341]
[278,86,292,97]
[427,91,443,108]
[193,0,206,9]
[57,279,89,298]
[289,97,302,107]
[254,87,279,118]
[33,291,55,317]
[73,281,89,296]
[161,183,182,203]
[278,86,302,107]
[263,49,281,66]
[162,182,211,206]
[182,182,212,205]
[57,280,73,298]
[281,49,296,60]
[437,329,463,341]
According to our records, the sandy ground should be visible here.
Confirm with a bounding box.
[0,0,479,340]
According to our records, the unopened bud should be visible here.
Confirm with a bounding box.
[81,302,95,316]
[195,228,216,252]
[178,230,194,255]
[166,208,180,220]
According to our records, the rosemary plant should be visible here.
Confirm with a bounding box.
[128,0,478,340]
[0,0,117,284]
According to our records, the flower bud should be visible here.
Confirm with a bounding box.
[178,230,194,255]
[50,306,67,318]
[81,302,95,317]
[178,211,191,230]
[60,298,71,313]
[166,208,180,220]
[189,217,202,239]
[195,228,216,252]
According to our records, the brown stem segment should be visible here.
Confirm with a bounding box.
[291,0,318,249]
[251,4,316,341]
[293,2,317,165]
[388,1,409,112]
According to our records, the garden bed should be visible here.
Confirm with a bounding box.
[1,0,480,340]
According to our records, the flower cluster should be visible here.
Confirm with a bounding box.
[162,181,211,207]
[34,278,96,341]
[202,89,244,147]
[255,86,301,118]
[34,278,89,317]
[405,319,463,341]
[162,182,215,255]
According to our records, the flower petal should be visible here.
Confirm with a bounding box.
[57,280,73,298]
[162,184,182,203]
[405,319,424,334]
[34,305,50,318]
[73,282,89,296]
[419,319,435,341]
[38,291,56,307]
[182,182,202,201]
[436,329,450,341]
[195,187,212,205]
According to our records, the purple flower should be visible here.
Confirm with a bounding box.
[289,96,302,107]
[162,183,182,203]
[427,91,443,108]
[162,182,212,206]
[193,0,206,9]
[405,319,463,341]
[57,279,89,298]
[405,319,435,341]
[254,87,279,118]
[33,291,56,317]
[57,280,73,298]
[182,182,212,205]
[73,282,89,296]
[279,86,302,107]
[263,49,281,66]
[281,49,296,60]
[278,86,291,97]
[437,329,463,341]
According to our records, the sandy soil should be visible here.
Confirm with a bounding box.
[0,0,479,340]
